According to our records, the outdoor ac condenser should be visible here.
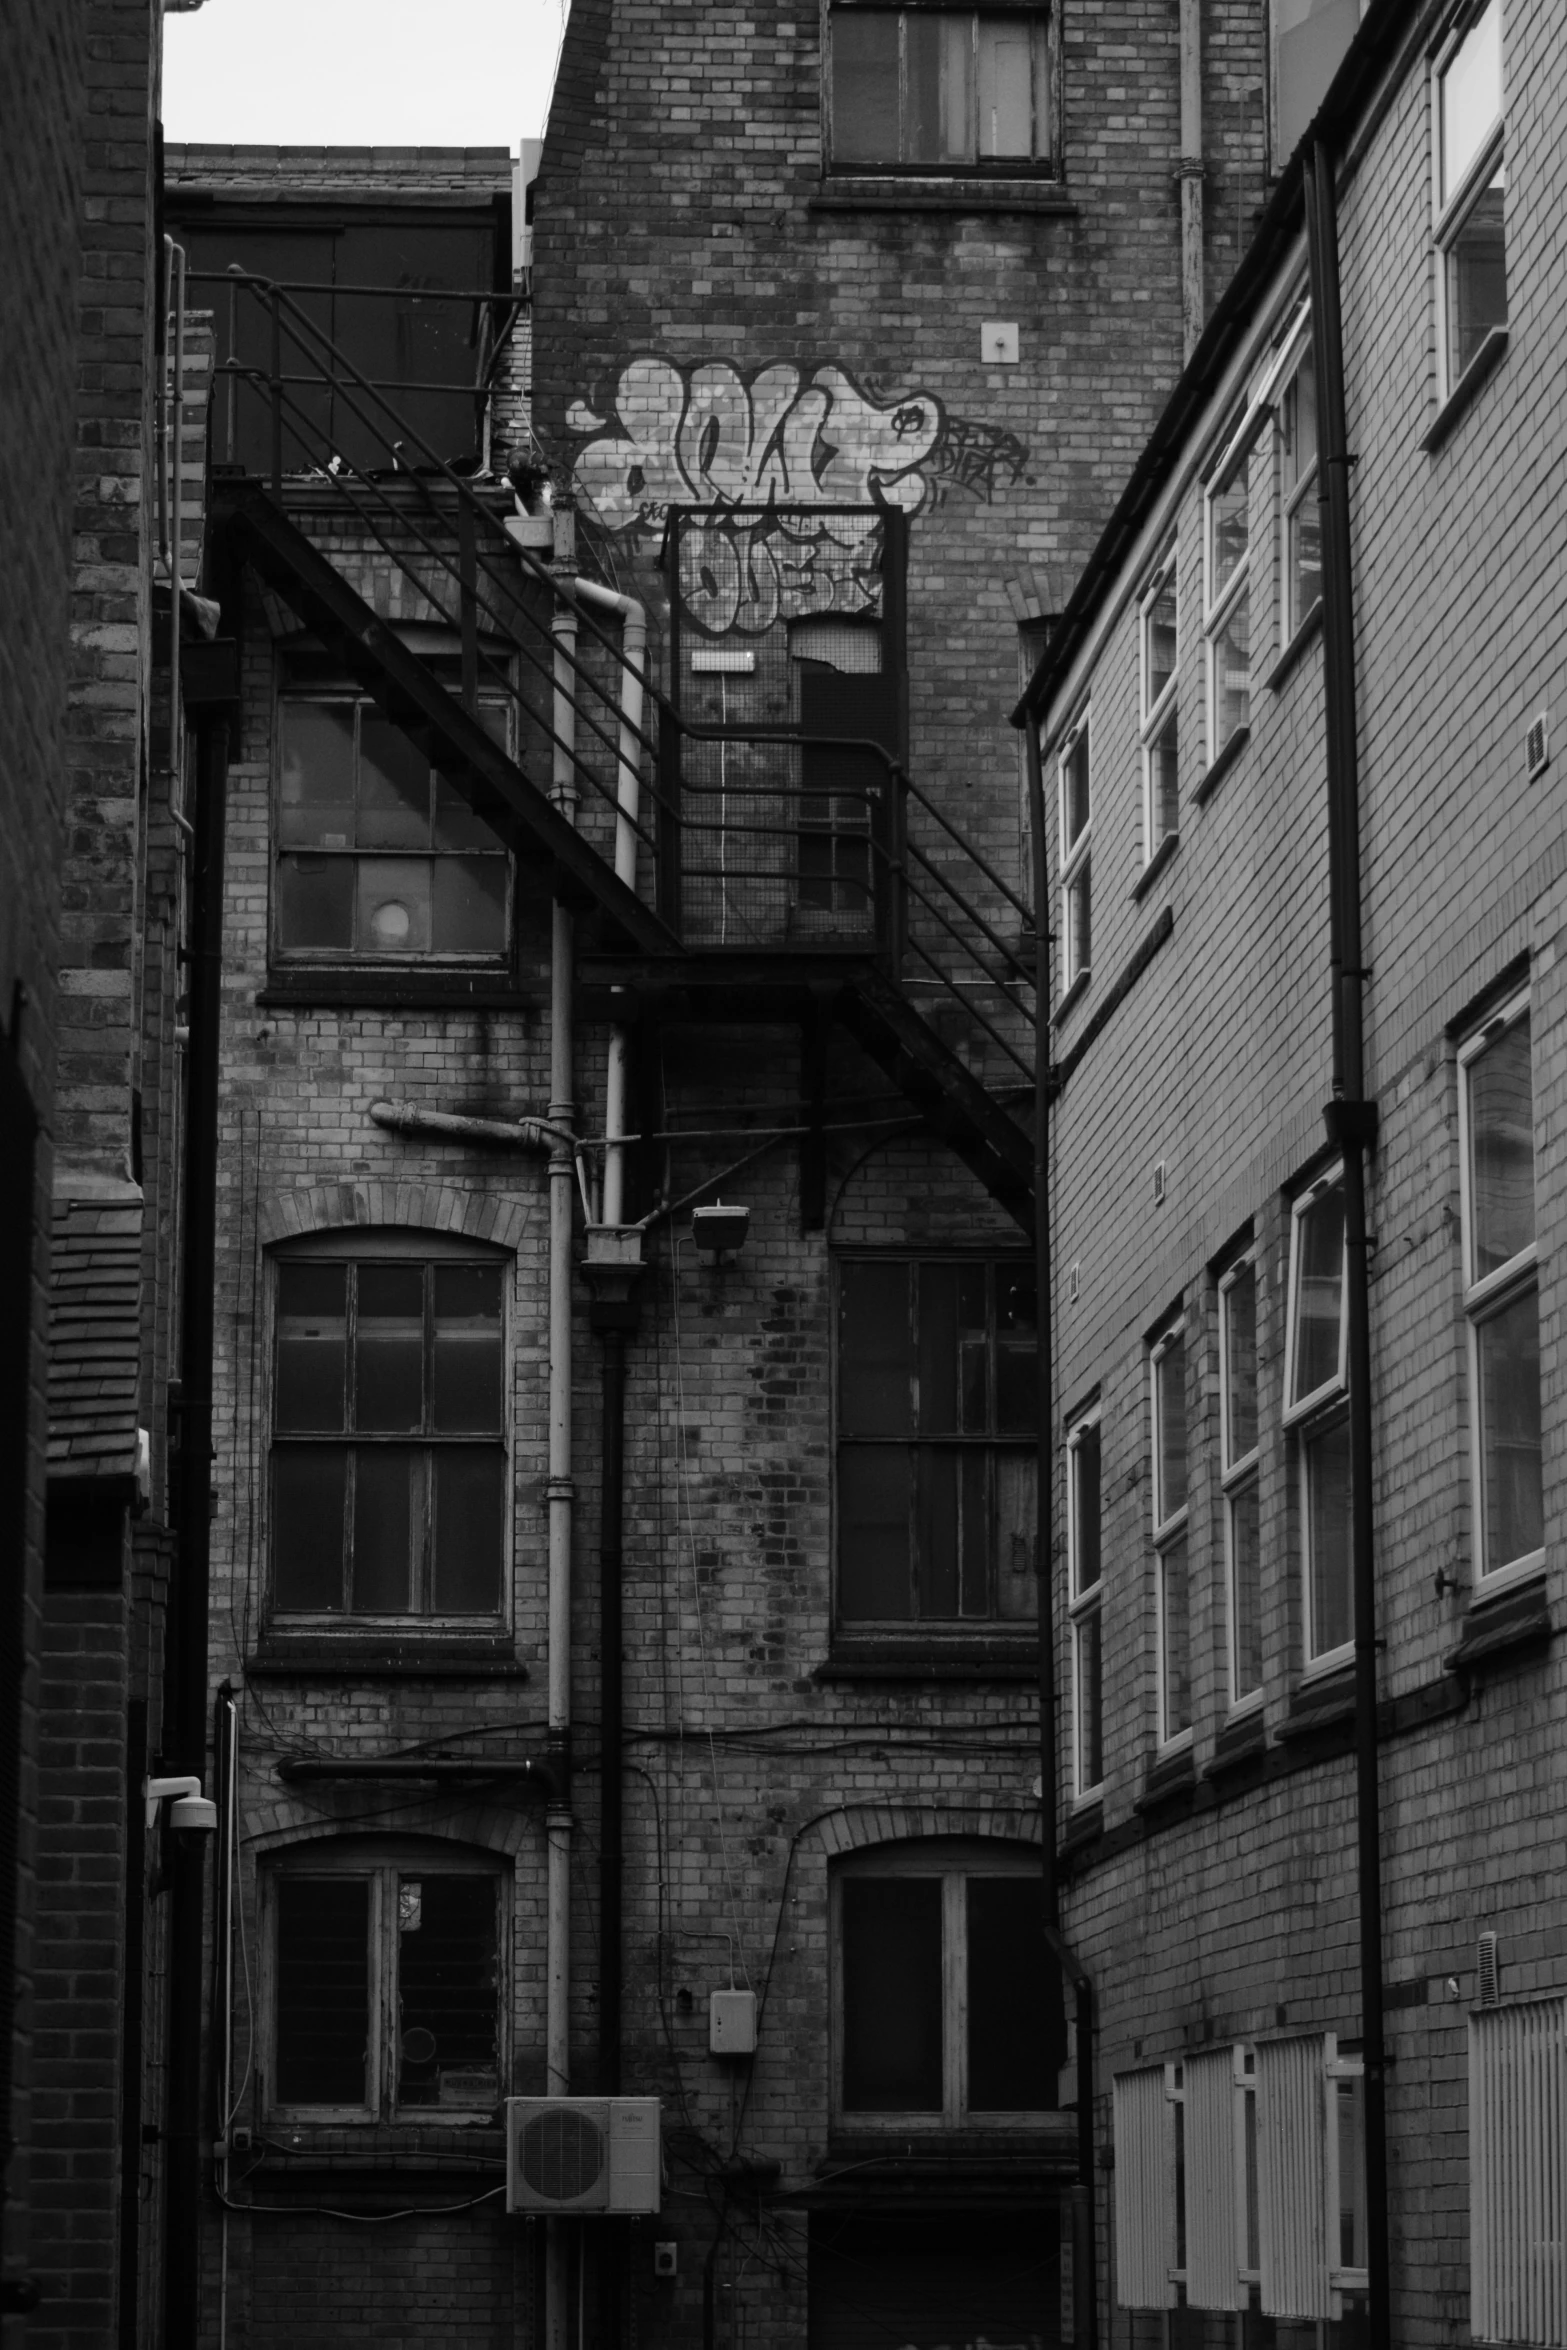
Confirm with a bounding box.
[505,2096,661,2215]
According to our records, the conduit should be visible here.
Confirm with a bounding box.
[1178,0,1205,358]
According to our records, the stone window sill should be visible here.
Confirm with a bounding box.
[812,176,1078,216]
[1444,1569,1551,1674]
[1193,724,1250,807]
[1132,833,1178,902]
[258,970,537,1013]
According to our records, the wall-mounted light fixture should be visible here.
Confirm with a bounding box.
[691,1201,750,1262]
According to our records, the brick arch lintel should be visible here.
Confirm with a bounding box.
[811,1802,1044,1862]
[247,1797,535,1862]
[256,1178,531,1254]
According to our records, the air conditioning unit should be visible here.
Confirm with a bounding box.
[505,2097,661,2215]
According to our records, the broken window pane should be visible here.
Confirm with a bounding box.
[397,1874,498,2109]
[275,1876,370,2107]
[967,1877,1050,2109]
[841,1878,943,2111]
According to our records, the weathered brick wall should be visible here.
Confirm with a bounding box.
[1029,0,1567,2337]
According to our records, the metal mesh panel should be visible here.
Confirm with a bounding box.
[1471,1996,1567,2344]
[1114,2066,1177,2311]
[1255,2035,1331,2320]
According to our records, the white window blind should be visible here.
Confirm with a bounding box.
[1185,2046,1243,2310]
[1471,1997,1567,2345]
[1256,2035,1332,2320]
[1113,2065,1177,2310]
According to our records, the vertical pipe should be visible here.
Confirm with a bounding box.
[1304,139,1389,2349]
[1178,0,1205,358]
[116,1699,148,2350]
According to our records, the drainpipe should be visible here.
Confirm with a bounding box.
[545,504,580,2350]
[1304,141,1389,2347]
[1178,0,1205,358]
[1026,717,1097,2350]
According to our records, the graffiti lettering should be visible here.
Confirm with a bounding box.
[925,414,1031,503]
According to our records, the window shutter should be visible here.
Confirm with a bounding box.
[1255,2035,1332,2320]
[1470,1997,1567,2344]
[1113,2066,1177,2310]
[1185,2046,1242,2310]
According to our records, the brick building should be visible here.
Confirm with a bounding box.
[1018,0,1566,2336]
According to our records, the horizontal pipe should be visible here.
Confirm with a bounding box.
[369,1099,564,1149]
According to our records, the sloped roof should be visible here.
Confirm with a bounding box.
[47,1186,143,1485]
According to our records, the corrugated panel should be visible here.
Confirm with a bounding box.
[1256,2035,1331,2320]
[46,1190,143,1479]
[1185,2047,1242,2311]
[1114,2066,1176,2310]
[1471,1997,1567,2345]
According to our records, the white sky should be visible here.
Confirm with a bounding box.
[161,0,569,149]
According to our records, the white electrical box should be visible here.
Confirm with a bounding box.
[709,1989,757,2055]
[981,320,1020,364]
[505,2096,661,2214]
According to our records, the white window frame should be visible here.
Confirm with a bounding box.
[1067,1404,1103,1800]
[1203,414,1255,767]
[1284,1167,1352,1671]
[1433,0,1506,400]
[1276,318,1321,645]
[830,1839,1053,2132]
[1057,712,1091,993]
[260,1837,509,2126]
[1219,1251,1264,1712]
[1458,987,1543,1591]
[1150,1317,1192,1752]
[1138,550,1179,866]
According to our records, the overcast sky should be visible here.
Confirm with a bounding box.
[161,0,568,149]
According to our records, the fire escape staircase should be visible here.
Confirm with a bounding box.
[199,274,1037,1236]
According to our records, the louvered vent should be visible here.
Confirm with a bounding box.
[1478,1930,1501,2008]
[1527,714,1550,780]
[1185,2048,1243,2311]
[1255,2036,1332,2321]
[1470,1996,1567,2345]
[1113,2067,1176,2311]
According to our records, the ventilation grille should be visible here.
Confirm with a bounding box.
[1470,1996,1567,2344]
[1255,2036,1332,2321]
[1113,2067,1176,2311]
[520,2105,606,2201]
[1184,2048,1243,2312]
[1527,714,1550,780]
[1478,1929,1501,2008]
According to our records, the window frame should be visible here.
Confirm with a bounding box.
[266,1230,512,1630]
[1057,711,1091,995]
[1203,417,1255,768]
[1432,0,1506,400]
[1276,321,1322,647]
[829,1838,1054,2132]
[1150,1317,1192,1753]
[1219,1250,1264,1713]
[271,680,516,972]
[1284,1168,1352,1671]
[260,1836,509,2127]
[1138,550,1180,867]
[823,1,1058,179]
[1457,987,1543,1589]
[1067,1403,1103,1800]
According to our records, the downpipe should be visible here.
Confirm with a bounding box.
[1305,140,1390,2348]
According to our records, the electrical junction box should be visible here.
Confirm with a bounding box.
[709,1989,758,2056]
[981,320,1020,364]
[505,2096,661,2214]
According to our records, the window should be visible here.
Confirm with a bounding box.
[1435,0,1506,393]
[1284,1170,1351,1666]
[1220,1253,1263,1707]
[264,1840,505,2121]
[1459,992,1542,1582]
[835,1258,1038,1630]
[833,1842,1052,2124]
[1280,339,1322,642]
[828,6,1053,172]
[1057,715,1091,992]
[1150,1319,1191,1748]
[1139,553,1179,864]
[1470,1994,1567,2345]
[270,1239,507,1620]
[275,690,511,964]
[1067,1407,1103,1796]
[1204,432,1252,763]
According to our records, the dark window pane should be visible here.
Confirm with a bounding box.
[1160,1532,1191,1738]
[1477,1280,1543,1571]
[1224,1261,1258,1465]
[272,1447,347,1609]
[842,1878,943,2112]
[1150,711,1180,849]
[908,11,972,162]
[916,1448,960,1617]
[1076,1607,1102,1788]
[276,853,354,952]
[994,1453,1038,1621]
[275,1876,370,2107]
[995,1268,1037,1434]
[434,767,504,851]
[278,703,355,849]
[432,1264,504,1430]
[1157,1332,1187,1521]
[358,716,431,847]
[432,1449,505,1613]
[917,1263,959,1433]
[839,1446,912,1619]
[960,1449,988,1616]
[967,1877,1049,2110]
[1292,1182,1345,1401]
[355,1263,425,1431]
[1447,167,1508,379]
[275,1262,347,1431]
[1468,1012,1534,1279]
[397,1874,498,2109]
[1064,729,1091,846]
[832,9,900,163]
[1306,1415,1352,1656]
[958,1265,988,1433]
[351,1447,416,1612]
[1072,1423,1100,1594]
[838,1261,913,1436]
[431,855,509,955]
[356,857,432,956]
[1229,1477,1262,1699]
